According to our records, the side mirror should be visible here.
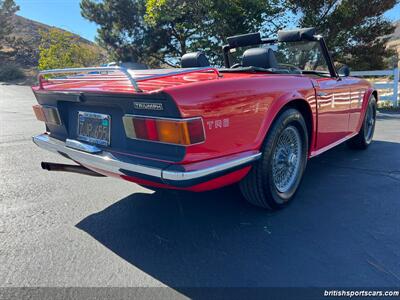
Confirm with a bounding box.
[338,65,350,77]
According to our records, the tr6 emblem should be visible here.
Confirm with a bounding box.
[134,102,164,111]
[206,118,230,130]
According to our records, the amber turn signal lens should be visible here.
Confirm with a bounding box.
[122,115,205,146]
[32,104,46,122]
[156,120,191,145]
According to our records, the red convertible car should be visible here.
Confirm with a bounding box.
[32,28,377,209]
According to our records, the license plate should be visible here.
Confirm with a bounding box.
[77,111,111,146]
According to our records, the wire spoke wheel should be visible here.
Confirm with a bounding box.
[272,126,302,193]
[239,108,308,210]
[364,103,375,143]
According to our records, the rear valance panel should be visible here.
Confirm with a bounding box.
[33,90,185,162]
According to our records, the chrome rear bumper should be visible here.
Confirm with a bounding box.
[33,134,261,186]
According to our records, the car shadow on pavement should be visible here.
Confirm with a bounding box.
[76,141,400,293]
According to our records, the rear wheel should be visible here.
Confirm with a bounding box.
[347,95,377,150]
[239,108,308,210]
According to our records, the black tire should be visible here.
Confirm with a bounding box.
[347,95,377,150]
[239,108,309,210]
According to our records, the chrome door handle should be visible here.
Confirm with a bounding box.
[316,91,328,97]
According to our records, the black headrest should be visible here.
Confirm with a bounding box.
[242,48,278,69]
[278,27,316,42]
[181,51,210,68]
[227,32,261,48]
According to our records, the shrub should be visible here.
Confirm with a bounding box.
[38,29,105,70]
[0,63,25,81]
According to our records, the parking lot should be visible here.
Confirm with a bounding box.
[1,85,399,296]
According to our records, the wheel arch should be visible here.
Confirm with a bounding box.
[282,99,313,150]
[355,88,377,133]
[259,98,315,154]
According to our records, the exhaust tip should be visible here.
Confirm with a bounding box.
[41,162,51,171]
[39,161,106,177]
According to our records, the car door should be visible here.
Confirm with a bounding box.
[314,77,352,150]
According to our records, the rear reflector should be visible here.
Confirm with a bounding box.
[32,105,62,125]
[123,115,205,146]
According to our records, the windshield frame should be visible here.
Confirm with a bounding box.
[221,35,338,78]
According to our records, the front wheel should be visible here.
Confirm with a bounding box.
[347,95,377,150]
[239,108,309,210]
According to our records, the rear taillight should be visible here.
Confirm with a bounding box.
[32,105,62,125]
[122,115,205,146]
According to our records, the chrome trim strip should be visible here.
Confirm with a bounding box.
[162,153,262,181]
[33,134,162,178]
[33,134,260,183]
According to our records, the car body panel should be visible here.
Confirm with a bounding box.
[31,68,374,191]
[165,74,317,163]
[314,77,352,149]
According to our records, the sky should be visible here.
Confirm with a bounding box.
[15,0,400,43]
[16,0,98,41]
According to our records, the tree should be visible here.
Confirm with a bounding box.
[81,0,167,67]
[81,0,286,66]
[38,29,105,70]
[145,0,287,65]
[81,0,398,69]
[288,0,398,70]
[0,0,19,45]
[144,0,210,65]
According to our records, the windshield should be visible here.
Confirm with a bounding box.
[226,40,330,75]
[274,41,329,72]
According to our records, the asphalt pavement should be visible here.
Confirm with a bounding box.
[0,84,399,298]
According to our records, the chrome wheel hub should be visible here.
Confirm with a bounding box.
[272,126,302,193]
